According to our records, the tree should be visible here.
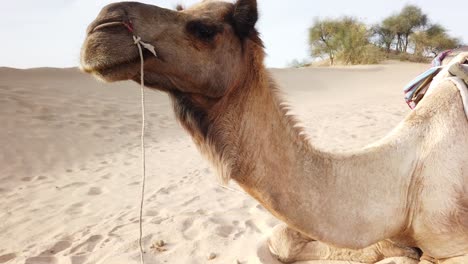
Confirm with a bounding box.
[372,24,395,53]
[309,17,382,65]
[334,17,371,64]
[398,5,428,52]
[307,5,459,65]
[309,18,340,65]
[381,15,404,52]
[379,5,427,53]
[412,24,460,56]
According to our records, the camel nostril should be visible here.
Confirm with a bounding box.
[90,19,134,34]
[122,20,134,33]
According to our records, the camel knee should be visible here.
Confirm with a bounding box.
[377,241,421,260]
[268,224,312,263]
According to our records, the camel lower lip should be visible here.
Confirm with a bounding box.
[83,55,140,74]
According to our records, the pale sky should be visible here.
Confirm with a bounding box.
[0,0,466,68]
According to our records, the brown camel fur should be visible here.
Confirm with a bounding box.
[80,1,468,263]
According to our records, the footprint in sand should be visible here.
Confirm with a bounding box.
[94,166,106,173]
[38,240,72,256]
[215,225,235,238]
[87,187,102,196]
[0,253,16,263]
[70,235,104,256]
[65,203,85,215]
[70,255,87,264]
[25,256,58,264]
[100,173,111,180]
[244,219,261,233]
[61,182,87,189]
[181,196,200,206]
[145,210,159,217]
[108,225,126,237]
[181,218,199,240]
[154,185,176,196]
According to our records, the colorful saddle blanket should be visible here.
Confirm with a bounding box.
[404,50,451,109]
[403,50,468,114]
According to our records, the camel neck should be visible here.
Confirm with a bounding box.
[171,65,418,248]
[225,69,314,183]
[219,68,336,231]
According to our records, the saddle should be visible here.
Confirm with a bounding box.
[404,49,468,114]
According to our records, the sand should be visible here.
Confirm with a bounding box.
[0,61,429,264]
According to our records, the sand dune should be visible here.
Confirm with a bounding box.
[0,61,429,264]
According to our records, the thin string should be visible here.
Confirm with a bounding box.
[215,183,249,197]
[134,35,146,264]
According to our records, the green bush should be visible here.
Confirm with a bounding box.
[307,4,462,66]
[396,53,430,63]
[360,45,386,64]
[309,17,385,65]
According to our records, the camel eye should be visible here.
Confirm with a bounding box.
[197,25,215,39]
[187,20,221,41]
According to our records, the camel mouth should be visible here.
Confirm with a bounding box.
[81,16,159,82]
[81,47,158,82]
[81,55,140,78]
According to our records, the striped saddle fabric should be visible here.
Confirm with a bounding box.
[404,47,468,109]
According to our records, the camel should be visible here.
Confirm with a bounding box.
[80,0,468,263]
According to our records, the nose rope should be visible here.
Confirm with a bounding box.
[133,35,157,264]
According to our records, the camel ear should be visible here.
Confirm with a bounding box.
[232,0,258,38]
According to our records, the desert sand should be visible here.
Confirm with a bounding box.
[0,61,429,264]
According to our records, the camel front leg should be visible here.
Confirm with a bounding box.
[268,224,420,263]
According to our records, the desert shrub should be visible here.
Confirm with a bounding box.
[309,17,385,65]
[412,24,460,57]
[308,5,461,65]
[396,53,430,63]
[360,45,386,64]
[288,59,312,68]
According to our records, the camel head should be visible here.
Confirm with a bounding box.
[81,0,262,98]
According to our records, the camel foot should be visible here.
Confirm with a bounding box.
[375,257,419,264]
[268,224,420,263]
[268,224,313,263]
